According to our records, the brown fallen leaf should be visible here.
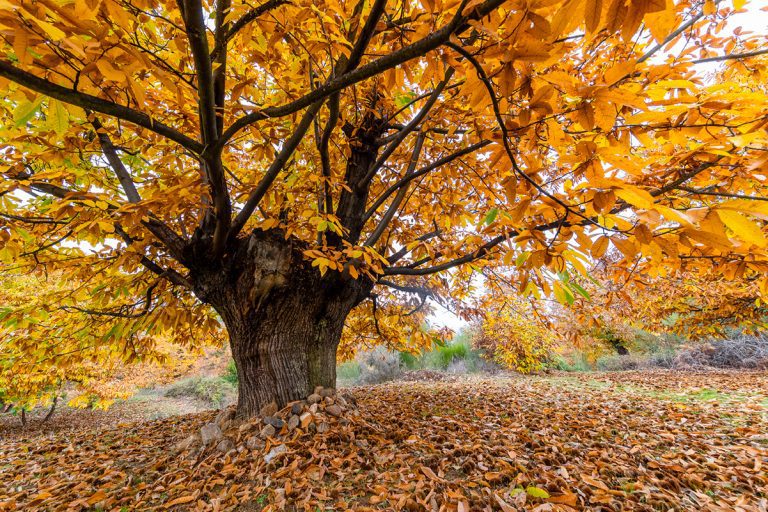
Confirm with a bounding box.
[548,491,579,506]
[164,494,196,508]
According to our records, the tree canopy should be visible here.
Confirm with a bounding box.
[0,0,766,410]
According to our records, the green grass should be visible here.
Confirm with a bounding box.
[336,360,361,385]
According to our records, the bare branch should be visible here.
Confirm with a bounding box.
[692,48,768,63]
[363,140,490,224]
[357,68,454,188]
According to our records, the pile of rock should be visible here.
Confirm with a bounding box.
[175,387,358,460]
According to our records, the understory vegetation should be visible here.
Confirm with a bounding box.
[334,328,768,387]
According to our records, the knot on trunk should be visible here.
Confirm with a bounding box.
[246,231,293,311]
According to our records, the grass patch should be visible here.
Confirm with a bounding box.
[336,360,361,384]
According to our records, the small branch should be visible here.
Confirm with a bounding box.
[90,117,141,203]
[692,48,768,63]
[357,68,454,189]
[676,186,768,201]
[378,279,434,298]
[364,132,426,247]
[211,0,289,60]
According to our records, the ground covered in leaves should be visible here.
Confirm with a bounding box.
[1,371,766,511]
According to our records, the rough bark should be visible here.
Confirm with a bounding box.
[195,230,371,418]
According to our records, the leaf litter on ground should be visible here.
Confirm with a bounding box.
[1,370,766,511]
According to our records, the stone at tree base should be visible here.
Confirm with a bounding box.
[195,390,360,459]
[326,404,343,417]
[299,412,313,428]
[216,438,235,453]
[259,401,278,417]
[313,386,324,394]
[264,444,287,463]
[239,419,259,433]
[263,416,285,429]
[174,434,200,453]
[200,423,223,445]
[245,435,265,451]
[259,424,276,438]
[215,407,236,427]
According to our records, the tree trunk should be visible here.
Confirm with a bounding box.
[196,230,370,418]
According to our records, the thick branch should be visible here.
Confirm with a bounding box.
[0,60,203,153]
[181,0,232,256]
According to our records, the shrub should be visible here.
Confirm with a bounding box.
[549,352,592,372]
[596,353,645,371]
[222,360,238,385]
[356,346,400,384]
[165,376,235,408]
[435,340,470,369]
[398,351,420,370]
[672,334,768,370]
[473,307,555,374]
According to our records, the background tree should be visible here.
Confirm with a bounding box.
[1,0,766,416]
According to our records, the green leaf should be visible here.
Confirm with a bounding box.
[569,281,591,300]
[484,208,499,225]
[394,91,418,109]
[13,96,44,127]
[525,486,550,499]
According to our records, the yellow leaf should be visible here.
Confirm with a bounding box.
[591,236,610,258]
[48,100,69,136]
[615,187,654,209]
[584,0,603,33]
[13,28,30,66]
[716,210,767,247]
